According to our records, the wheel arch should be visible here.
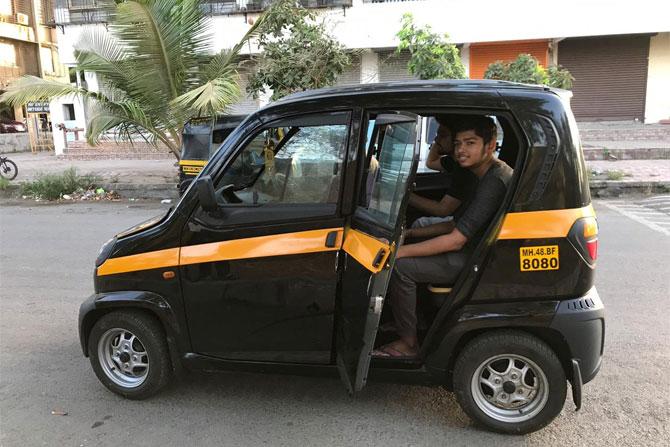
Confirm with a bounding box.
[432,326,573,390]
[79,291,184,374]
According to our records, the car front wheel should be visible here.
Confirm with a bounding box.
[88,310,172,399]
[453,330,567,434]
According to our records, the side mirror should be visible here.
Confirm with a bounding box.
[195,175,218,212]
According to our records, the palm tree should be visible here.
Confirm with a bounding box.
[0,0,265,159]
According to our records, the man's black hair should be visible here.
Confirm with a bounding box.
[453,116,497,145]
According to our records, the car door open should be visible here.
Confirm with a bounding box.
[336,112,421,393]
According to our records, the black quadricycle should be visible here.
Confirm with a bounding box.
[79,81,604,434]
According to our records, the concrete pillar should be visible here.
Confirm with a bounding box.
[460,44,470,78]
[645,32,670,123]
[360,50,379,84]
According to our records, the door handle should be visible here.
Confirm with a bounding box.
[372,248,387,268]
[325,230,339,248]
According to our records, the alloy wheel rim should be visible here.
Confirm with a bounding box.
[470,354,549,423]
[98,328,149,388]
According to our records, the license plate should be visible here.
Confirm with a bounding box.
[519,245,559,271]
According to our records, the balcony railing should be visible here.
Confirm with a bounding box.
[40,0,56,25]
[202,1,352,15]
[52,0,115,25]
[52,0,352,25]
[362,0,423,3]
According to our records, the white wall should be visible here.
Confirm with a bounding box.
[0,134,31,153]
[56,0,670,60]
[645,32,670,123]
[209,0,670,53]
[50,94,88,155]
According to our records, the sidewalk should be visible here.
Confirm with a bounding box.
[2,150,669,200]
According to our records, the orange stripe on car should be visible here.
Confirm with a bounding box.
[97,247,180,276]
[97,227,397,276]
[180,228,344,266]
[342,228,392,274]
[498,205,596,240]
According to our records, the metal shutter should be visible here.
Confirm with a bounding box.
[378,50,417,82]
[558,35,651,121]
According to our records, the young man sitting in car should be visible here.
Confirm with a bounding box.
[374,116,513,358]
[406,117,477,232]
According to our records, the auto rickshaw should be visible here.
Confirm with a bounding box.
[178,114,246,194]
[79,81,604,434]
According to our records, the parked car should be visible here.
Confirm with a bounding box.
[0,118,27,133]
[79,80,603,434]
[178,114,246,195]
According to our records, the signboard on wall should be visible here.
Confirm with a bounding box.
[26,101,50,113]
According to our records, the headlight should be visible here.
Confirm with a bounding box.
[95,237,116,267]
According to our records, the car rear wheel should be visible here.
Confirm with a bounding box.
[453,330,566,434]
[88,310,172,399]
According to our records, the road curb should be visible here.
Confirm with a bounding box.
[2,181,668,202]
[589,181,670,198]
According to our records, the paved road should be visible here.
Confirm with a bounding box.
[601,195,670,236]
[1,200,668,446]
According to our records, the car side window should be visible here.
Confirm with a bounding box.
[216,112,350,206]
[359,113,418,228]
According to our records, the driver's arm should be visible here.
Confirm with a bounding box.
[397,229,467,258]
[405,220,455,239]
[426,142,448,171]
[409,192,462,217]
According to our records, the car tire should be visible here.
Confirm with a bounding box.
[88,310,172,400]
[453,330,566,434]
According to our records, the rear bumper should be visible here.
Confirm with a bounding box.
[549,286,604,383]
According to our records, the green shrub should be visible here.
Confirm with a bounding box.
[484,54,574,89]
[506,54,548,84]
[21,167,97,200]
[0,177,9,191]
[546,64,574,89]
[483,60,507,80]
[605,170,625,181]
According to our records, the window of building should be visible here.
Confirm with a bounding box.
[0,1,13,16]
[68,67,77,84]
[0,42,17,67]
[40,46,54,74]
[63,103,76,121]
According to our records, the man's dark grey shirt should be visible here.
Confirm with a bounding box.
[455,159,513,249]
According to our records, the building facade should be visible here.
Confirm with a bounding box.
[46,0,670,153]
[1,0,68,150]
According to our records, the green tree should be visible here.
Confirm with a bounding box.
[484,53,574,89]
[0,0,267,159]
[396,13,465,80]
[246,0,351,101]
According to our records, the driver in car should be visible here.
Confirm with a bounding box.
[374,116,513,358]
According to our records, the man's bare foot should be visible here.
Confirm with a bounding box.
[372,339,418,358]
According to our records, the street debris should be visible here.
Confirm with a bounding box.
[56,188,122,202]
[161,199,172,204]
[51,409,68,416]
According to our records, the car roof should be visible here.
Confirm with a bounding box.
[273,80,562,107]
